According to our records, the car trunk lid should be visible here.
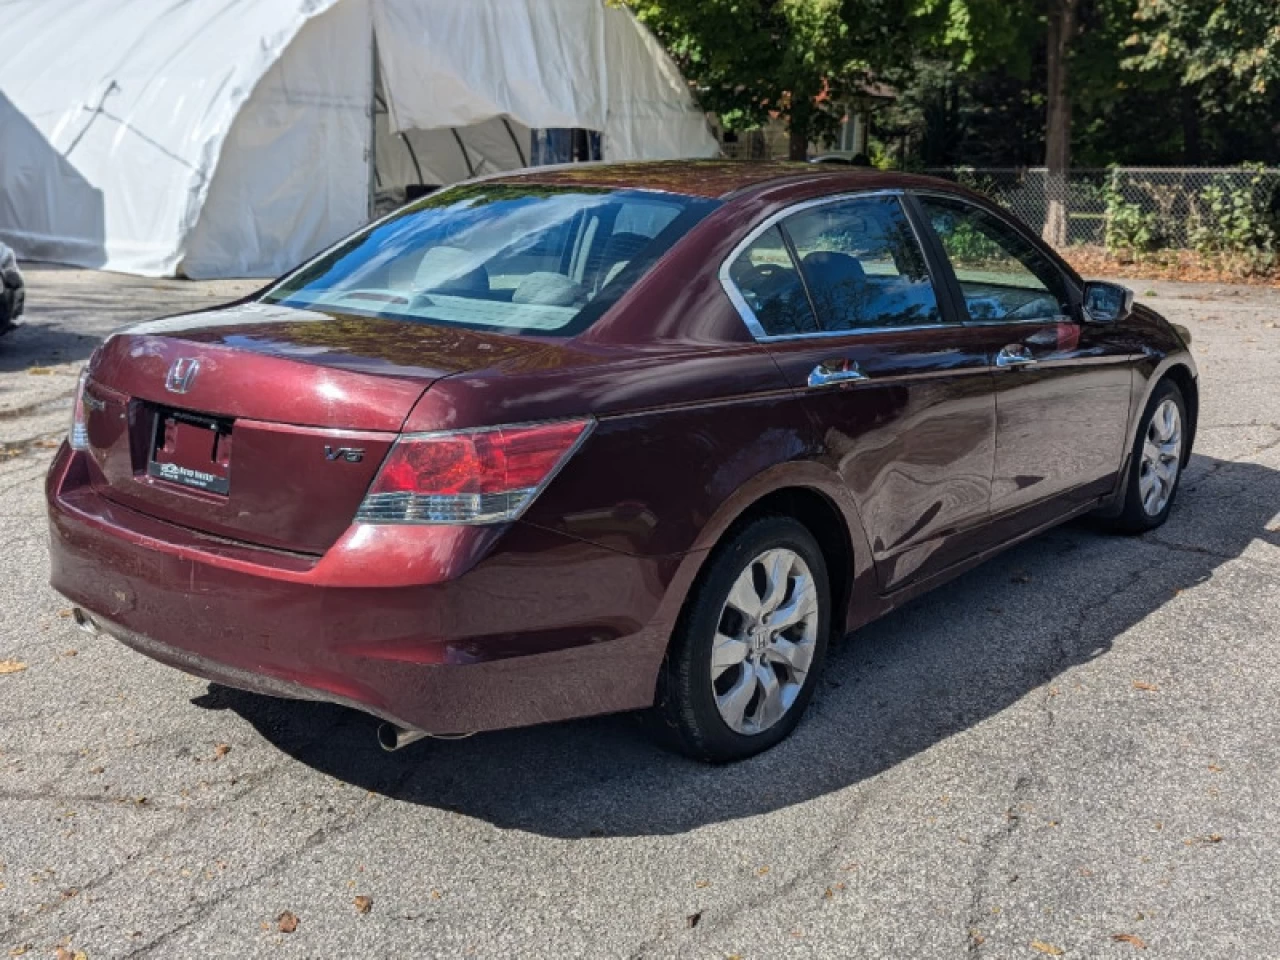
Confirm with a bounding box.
[78,302,546,554]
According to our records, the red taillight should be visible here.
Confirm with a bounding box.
[356,419,593,525]
[69,368,90,451]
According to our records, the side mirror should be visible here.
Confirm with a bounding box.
[1082,281,1134,324]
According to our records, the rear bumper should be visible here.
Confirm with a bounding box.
[47,445,680,734]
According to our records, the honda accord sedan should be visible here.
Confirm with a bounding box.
[47,162,1197,762]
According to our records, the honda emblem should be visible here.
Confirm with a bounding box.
[165,358,200,394]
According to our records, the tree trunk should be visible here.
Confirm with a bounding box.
[788,96,812,161]
[1180,87,1202,165]
[1042,0,1076,248]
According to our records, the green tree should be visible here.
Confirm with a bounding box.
[1122,0,1280,112]
[921,0,1115,245]
[625,0,926,160]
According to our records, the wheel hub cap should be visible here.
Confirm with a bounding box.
[711,548,820,736]
[1138,398,1182,517]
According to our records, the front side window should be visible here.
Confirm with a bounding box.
[782,196,942,331]
[262,184,719,337]
[726,225,818,336]
[918,195,1072,323]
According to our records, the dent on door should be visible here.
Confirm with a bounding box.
[990,320,1134,517]
[770,329,998,591]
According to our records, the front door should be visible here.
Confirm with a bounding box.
[913,193,1136,531]
[722,192,998,592]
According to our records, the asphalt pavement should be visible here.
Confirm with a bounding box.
[1,266,1277,959]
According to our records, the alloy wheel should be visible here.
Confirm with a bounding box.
[1139,397,1182,516]
[711,548,820,735]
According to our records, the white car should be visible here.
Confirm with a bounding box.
[0,242,24,336]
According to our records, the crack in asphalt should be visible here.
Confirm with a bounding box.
[118,764,422,960]
[0,765,290,943]
[963,565,1145,956]
[625,779,888,959]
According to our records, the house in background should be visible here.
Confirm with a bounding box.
[713,82,897,161]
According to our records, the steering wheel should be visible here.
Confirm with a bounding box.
[1007,296,1061,321]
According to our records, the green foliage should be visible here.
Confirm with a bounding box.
[1102,167,1164,257]
[1189,164,1279,273]
[1123,0,1280,113]
[623,0,928,152]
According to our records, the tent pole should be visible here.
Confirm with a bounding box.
[501,117,528,168]
[367,31,378,221]
[450,128,476,178]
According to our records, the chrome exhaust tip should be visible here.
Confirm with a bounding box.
[377,722,428,752]
[72,608,100,636]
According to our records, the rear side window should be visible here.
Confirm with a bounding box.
[262,184,719,337]
[726,226,819,336]
[782,196,942,331]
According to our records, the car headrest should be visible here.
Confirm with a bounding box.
[802,250,866,290]
[413,245,489,293]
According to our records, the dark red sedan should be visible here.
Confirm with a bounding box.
[47,162,1197,762]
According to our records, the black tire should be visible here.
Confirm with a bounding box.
[651,515,831,763]
[1109,379,1187,534]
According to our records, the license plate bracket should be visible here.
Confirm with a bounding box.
[147,408,233,495]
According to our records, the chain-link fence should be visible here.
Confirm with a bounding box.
[923,167,1280,250]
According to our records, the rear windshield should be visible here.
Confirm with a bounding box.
[262,183,719,337]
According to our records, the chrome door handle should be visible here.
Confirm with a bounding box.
[808,360,868,388]
[995,344,1037,368]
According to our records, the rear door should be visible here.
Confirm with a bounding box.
[722,191,998,592]
[912,193,1135,533]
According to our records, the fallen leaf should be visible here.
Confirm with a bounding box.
[213,744,231,760]
[1132,680,1159,692]
[27,367,54,376]
[1112,933,1148,950]
[969,929,986,947]
[1030,941,1064,956]
[9,946,31,957]
[353,896,372,915]
[755,866,770,876]
[694,878,710,889]
[276,911,299,934]
[0,660,27,675]
[1208,763,1223,773]
[685,911,702,929]
[1183,833,1224,846]
[62,650,78,658]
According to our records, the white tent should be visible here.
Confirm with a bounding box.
[0,0,717,279]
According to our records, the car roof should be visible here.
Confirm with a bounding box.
[492,159,965,202]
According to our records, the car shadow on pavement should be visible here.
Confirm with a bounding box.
[0,324,101,373]
[196,452,1280,838]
